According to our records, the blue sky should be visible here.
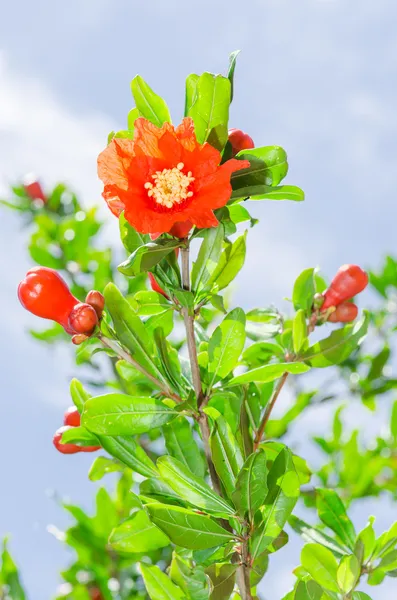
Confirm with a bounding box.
[1,0,396,597]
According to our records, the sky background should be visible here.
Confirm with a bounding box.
[1,0,396,597]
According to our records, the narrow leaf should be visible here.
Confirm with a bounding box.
[131,75,171,127]
[110,509,170,553]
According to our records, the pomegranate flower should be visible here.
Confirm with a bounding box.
[97,117,249,235]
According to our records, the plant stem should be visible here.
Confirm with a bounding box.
[180,246,203,402]
[253,372,289,450]
[98,335,182,404]
[237,535,253,600]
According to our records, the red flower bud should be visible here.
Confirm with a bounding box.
[53,426,82,454]
[18,267,78,334]
[228,128,255,157]
[321,265,368,311]
[89,588,103,600]
[328,302,358,323]
[85,290,105,318]
[148,273,169,299]
[68,303,98,335]
[63,406,81,427]
[23,175,46,203]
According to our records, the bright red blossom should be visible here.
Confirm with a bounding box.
[97,117,250,235]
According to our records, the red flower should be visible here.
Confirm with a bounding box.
[97,118,249,235]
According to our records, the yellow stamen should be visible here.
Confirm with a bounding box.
[144,165,195,208]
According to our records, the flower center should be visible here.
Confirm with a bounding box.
[144,162,195,209]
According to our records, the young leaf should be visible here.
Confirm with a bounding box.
[109,509,170,553]
[146,503,235,549]
[356,519,376,562]
[293,309,308,354]
[70,378,90,412]
[186,73,231,150]
[119,213,150,254]
[88,457,124,482]
[294,580,324,600]
[232,450,268,519]
[337,555,360,594]
[228,362,310,386]
[140,562,186,600]
[118,239,181,276]
[352,593,373,600]
[207,410,244,498]
[300,544,340,593]
[157,456,235,517]
[170,553,210,600]
[316,489,356,550]
[302,312,370,368]
[207,232,247,292]
[207,307,246,385]
[61,426,100,447]
[82,393,178,435]
[131,75,171,127]
[163,417,206,478]
[227,49,240,102]
[251,447,300,560]
[140,478,186,506]
[104,283,165,381]
[185,74,199,116]
[191,225,224,293]
[292,268,316,315]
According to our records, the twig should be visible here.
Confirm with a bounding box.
[253,372,289,450]
[237,534,253,600]
[98,335,182,404]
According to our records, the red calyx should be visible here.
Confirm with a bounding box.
[53,426,82,454]
[228,128,255,157]
[18,267,79,334]
[321,265,368,311]
[23,175,46,203]
[68,303,98,335]
[85,290,105,318]
[328,302,358,323]
[63,406,81,427]
[148,273,169,299]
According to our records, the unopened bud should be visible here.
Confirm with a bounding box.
[69,303,98,335]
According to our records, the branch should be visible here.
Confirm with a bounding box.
[98,335,182,404]
[253,372,289,450]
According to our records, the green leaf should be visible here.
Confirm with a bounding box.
[146,503,235,550]
[352,593,373,600]
[391,400,397,442]
[294,580,325,600]
[303,312,370,368]
[207,410,244,498]
[378,549,397,571]
[127,107,139,130]
[250,185,304,201]
[300,544,339,593]
[208,308,246,385]
[206,563,237,600]
[119,213,150,254]
[186,72,231,150]
[118,239,181,276]
[99,435,159,478]
[337,555,360,593]
[228,362,310,386]
[191,226,225,293]
[60,426,99,447]
[356,519,376,562]
[288,515,348,558]
[316,489,356,550]
[163,417,206,478]
[140,477,187,506]
[1,539,26,600]
[82,393,178,435]
[157,456,235,517]
[131,75,171,127]
[207,233,247,292]
[251,448,300,560]
[134,291,170,316]
[236,146,288,187]
[109,509,170,553]
[185,74,200,116]
[170,555,210,600]
[293,309,308,354]
[88,456,124,481]
[292,268,316,315]
[227,50,240,102]
[104,283,165,381]
[232,450,268,519]
[140,562,186,600]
